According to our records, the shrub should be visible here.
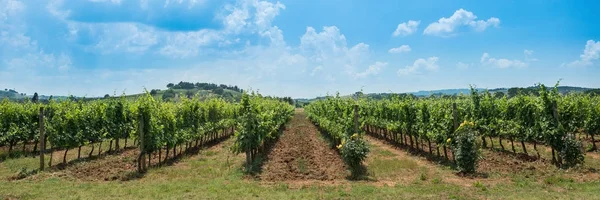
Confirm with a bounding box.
[340,134,370,176]
[560,136,584,168]
[453,121,480,174]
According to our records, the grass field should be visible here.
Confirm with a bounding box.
[1,110,600,199]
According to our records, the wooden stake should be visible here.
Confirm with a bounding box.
[138,114,146,173]
[39,107,45,171]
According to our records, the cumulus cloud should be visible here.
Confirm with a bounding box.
[6,53,72,71]
[352,62,387,78]
[393,20,419,37]
[397,57,439,76]
[0,0,25,20]
[564,40,600,67]
[524,49,538,61]
[424,8,499,37]
[93,23,159,54]
[480,53,527,68]
[159,29,221,58]
[310,65,323,76]
[388,45,411,54]
[456,62,469,69]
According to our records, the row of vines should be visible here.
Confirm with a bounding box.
[309,83,600,174]
[363,83,600,173]
[0,92,238,170]
[231,92,294,171]
[305,94,370,176]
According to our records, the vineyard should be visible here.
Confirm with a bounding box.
[1,84,600,199]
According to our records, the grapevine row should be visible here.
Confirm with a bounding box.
[305,94,370,176]
[0,92,238,169]
[360,83,600,172]
[231,92,294,171]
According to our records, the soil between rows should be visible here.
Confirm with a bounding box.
[259,109,348,181]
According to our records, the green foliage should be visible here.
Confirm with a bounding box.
[453,121,480,174]
[1,91,237,162]
[305,94,370,173]
[560,136,584,168]
[231,92,294,170]
[340,134,370,176]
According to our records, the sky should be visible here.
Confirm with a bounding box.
[1,0,599,98]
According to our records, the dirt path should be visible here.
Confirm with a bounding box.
[259,109,347,181]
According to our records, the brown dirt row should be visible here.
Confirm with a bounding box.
[259,109,348,181]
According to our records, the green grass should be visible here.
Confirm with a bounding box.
[1,138,600,199]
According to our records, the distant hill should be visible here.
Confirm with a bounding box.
[2,82,245,102]
[0,89,25,100]
[294,85,599,104]
[409,88,484,96]
[1,89,70,102]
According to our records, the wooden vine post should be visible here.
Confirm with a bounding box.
[39,107,45,171]
[551,101,562,166]
[138,114,146,173]
[353,104,359,134]
[451,103,458,162]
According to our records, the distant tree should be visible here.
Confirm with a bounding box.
[585,89,600,96]
[507,88,519,98]
[162,89,176,101]
[493,92,505,99]
[32,92,39,103]
[150,89,160,95]
[166,83,175,88]
[49,95,53,101]
[185,90,195,98]
[104,94,110,98]
[213,88,224,95]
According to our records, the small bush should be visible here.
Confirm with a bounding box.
[340,134,370,177]
[453,121,480,174]
[560,136,584,168]
[419,172,427,181]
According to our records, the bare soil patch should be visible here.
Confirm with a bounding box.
[259,110,348,181]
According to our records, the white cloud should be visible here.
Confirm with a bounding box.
[163,0,205,8]
[565,40,600,67]
[424,8,500,37]
[480,52,527,68]
[393,20,419,37]
[93,23,159,54]
[259,26,285,46]
[352,62,387,78]
[456,62,469,69]
[397,57,439,76]
[5,53,72,71]
[222,0,285,34]
[524,49,538,61]
[159,29,221,58]
[89,0,122,4]
[253,0,285,31]
[310,65,322,76]
[1,0,72,74]
[300,26,375,80]
[223,6,250,33]
[388,45,411,54]
[0,0,26,20]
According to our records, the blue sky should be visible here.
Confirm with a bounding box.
[1,0,599,98]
